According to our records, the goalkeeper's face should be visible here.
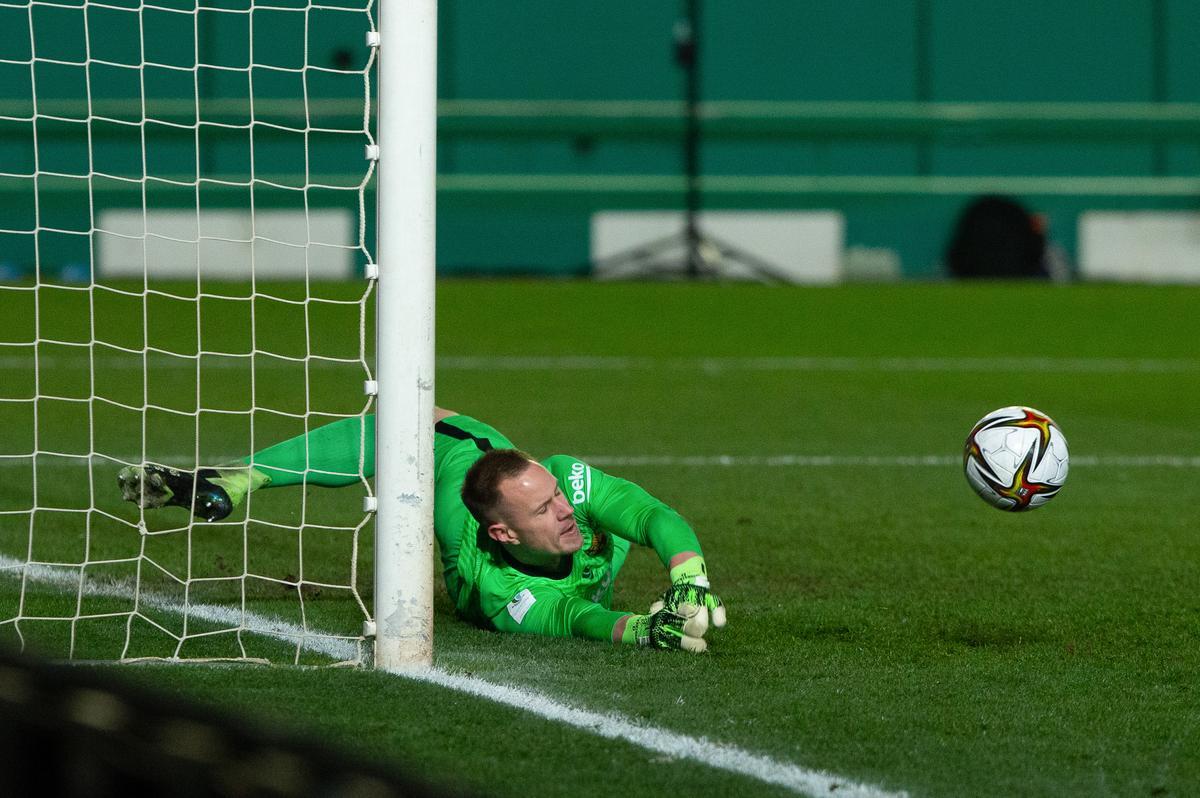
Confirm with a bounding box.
[495,462,583,556]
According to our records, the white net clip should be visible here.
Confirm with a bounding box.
[365,144,380,161]
[362,620,377,638]
[364,263,379,280]
[366,31,380,49]
[363,380,378,396]
[363,496,378,513]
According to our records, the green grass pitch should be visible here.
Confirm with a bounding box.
[2,279,1199,796]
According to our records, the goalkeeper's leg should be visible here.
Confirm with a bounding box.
[118,415,374,520]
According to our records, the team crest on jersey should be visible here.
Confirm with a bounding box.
[586,530,608,556]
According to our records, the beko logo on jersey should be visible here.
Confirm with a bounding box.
[568,461,590,504]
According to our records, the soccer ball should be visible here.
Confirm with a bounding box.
[963,406,1069,511]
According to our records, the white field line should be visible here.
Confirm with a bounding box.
[2,353,1199,373]
[0,355,360,371]
[411,667,907,798]
[438,355,1200,374]
[4,453,1200,469]
[581,454,1200,468]
[0,553,359,662]
[0,553,907,798]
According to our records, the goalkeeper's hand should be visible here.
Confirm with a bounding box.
[621,603,709,653]
[652,555,727,630]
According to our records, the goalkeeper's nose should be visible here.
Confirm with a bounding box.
[554,494,575,519]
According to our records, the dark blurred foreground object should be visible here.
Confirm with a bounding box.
[946,195,1049,279]
[0,648,458,798]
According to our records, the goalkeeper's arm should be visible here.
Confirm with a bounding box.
[489,589,709,653]
[575,461,727,631]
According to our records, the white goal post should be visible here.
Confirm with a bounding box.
[372,0,436,671]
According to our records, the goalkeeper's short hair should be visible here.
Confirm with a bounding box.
[461,448,537,527]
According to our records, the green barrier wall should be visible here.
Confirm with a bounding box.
[437,0,1200,275]
[2,0,1199,278]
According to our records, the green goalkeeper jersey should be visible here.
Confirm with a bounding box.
[434,416,703,642]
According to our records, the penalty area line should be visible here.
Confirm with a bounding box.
[1,554,906,798]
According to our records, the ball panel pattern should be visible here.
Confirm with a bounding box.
[963,405,1069,512]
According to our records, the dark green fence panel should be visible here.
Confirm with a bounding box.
[3,0,1199,277]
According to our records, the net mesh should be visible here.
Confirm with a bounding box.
[0,0,378,665]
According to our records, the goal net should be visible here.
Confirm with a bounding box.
[0,0,425,666]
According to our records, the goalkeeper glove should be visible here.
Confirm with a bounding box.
[621,604,708,653]
[652,555,727,630]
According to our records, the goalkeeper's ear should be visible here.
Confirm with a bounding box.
[485,522,519,545]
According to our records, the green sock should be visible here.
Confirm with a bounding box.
[239,415,376,491]
[210,466,273,508]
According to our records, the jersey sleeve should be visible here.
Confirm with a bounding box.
[488,585,629,641]
[550,456,702,568]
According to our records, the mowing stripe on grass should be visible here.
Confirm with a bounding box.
[1,553,907,798]
[3,453,1200,469]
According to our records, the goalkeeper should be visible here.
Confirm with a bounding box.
[118,409,727,653]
